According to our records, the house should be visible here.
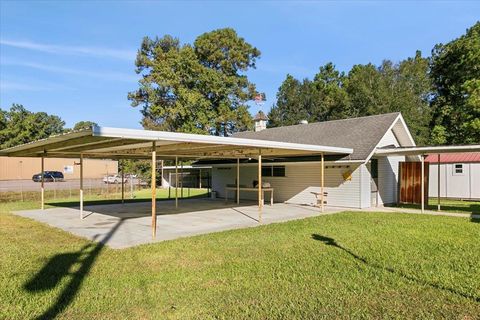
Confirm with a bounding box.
[200,112,416,209]
[426,153,480,200]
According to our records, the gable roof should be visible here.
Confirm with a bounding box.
[234,112,402,161]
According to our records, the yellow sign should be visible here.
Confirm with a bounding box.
[342,170,352,181]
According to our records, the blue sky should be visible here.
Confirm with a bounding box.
[0,1,478,129]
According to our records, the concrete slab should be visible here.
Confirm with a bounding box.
[14,199,342,249]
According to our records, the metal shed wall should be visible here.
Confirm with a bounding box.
[429,163,480,200]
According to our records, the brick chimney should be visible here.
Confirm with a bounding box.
[254,111,268,132]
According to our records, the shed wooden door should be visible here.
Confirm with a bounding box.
[398,162,429,204]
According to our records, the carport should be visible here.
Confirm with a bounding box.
[0,126,352,238]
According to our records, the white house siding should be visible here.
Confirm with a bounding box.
[429,163,480,200]
[377,156,404,205]
[374,128,404,206]
[359,163,371,208]
[211,162,364,208]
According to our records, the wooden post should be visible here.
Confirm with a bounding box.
[236,158,240,205]
[421,155,425,213]
[321,153,325,213]
[175,156,178,209]
[437,154,441,211]
[80,153,84,219]
[151,141,157,238]
[41,156,45,210]
[258,150,262,223]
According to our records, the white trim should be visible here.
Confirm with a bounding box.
[364,113,417,164]
[375,144,480,156]
[363,114,400,163]
[396,114,417,148]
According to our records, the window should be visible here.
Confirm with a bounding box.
[453,163,464,175]
[262,166,286,177]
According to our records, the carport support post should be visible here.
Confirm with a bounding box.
[41,156,45,210]
[236,158,240,204]
[80,153,84,219]
[151,141,157,238]
[181,160,184,198]
[437,154,441,211]
[258,150,262,223]
[421,154,425,213]
[175,156,178,209]
[121,162,125,204]
[321,153,324,213]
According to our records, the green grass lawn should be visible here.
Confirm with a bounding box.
[395,198,480,214]
[0,199,479,319]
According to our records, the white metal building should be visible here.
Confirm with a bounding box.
[427,153,480,200]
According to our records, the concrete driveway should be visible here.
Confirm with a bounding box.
[14,199,342,249]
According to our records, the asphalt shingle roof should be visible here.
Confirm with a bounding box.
[235,112,401,161]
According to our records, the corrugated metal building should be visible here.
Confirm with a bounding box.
[0,156,118,180]
[426,153,480,200]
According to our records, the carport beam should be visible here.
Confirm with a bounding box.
[80,153,84,219]
[41,156,45,210]
[152,141,157,238]
[258,150,262,223]
[321,153,324,213]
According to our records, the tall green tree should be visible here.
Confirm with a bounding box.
[345,52,432,144]
[0,104,65,149]
[72,121,98,131]
[268,74,308,127]
[129,28,260,136]
[269,63,350,127]
[269,56,432,144]
[430,22,480,144]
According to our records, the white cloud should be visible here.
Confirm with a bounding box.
[0,80,70,92]
[2,59,138,83]
[0,38,136,61]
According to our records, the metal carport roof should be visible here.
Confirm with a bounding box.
[0,125,353,159]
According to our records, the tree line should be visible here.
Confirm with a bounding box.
[2,22,478,151]
[0,104,97,149]
[130,23,479,145]
[269,22,479,145]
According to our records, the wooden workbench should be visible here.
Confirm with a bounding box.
[225,187,274,206]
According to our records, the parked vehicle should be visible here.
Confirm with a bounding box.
[103,174,127,184]
[32,171,65,182]
[124,173,137,179]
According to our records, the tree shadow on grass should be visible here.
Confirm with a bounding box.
[311,234,479,303]
[24,219,124,320]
